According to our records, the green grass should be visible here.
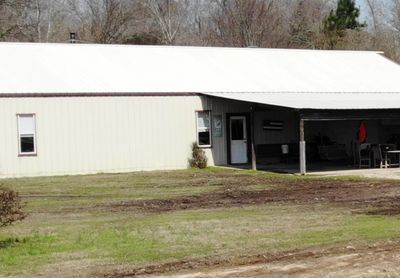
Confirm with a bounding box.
[0,168,399,276]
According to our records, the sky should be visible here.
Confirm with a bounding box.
[357,0,370,20]
[356,0,395,26]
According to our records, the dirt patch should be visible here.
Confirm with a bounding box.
[104,249,325,278]
[103,240,400,278]
[365,200,400,216]
[102,179,400,215]
[156,247,400,278]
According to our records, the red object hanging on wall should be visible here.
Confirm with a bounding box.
[358,121,368,144]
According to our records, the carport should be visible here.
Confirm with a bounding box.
[199,49,400,175]
[203,92,400,175]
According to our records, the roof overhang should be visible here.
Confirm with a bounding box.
[203,92,400,110]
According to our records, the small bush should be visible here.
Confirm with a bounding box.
[0,188,26,227]
[189,142,208,169]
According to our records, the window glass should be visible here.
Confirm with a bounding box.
[18,114,36,155]
[196,111,211,146]
[197,112,210,129]
[19,115,35,134]
[231,119,245,140]
[198,131,211,146]
[20,136,35,153]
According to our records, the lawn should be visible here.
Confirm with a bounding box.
[1,168,400,277]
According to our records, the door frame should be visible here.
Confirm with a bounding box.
[226,113,252,165]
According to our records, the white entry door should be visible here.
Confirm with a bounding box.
[230,116,248,164]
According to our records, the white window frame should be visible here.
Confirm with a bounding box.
[17,114,37,156]
[196,110,212,148]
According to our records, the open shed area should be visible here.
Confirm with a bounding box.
[252,108,400,173]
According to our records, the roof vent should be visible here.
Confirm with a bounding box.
[69,32,77,43]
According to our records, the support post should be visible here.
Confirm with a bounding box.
[250,105,257,171]
[299,119,306,175]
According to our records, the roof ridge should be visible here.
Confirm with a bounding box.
[0,42,384,54]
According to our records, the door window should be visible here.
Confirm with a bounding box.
[231,119,245,140]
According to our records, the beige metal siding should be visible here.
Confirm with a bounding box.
[0,96,204,178]
[0,95,260,178]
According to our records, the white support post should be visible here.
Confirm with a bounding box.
[300,141,306,175]
[250,105,257,171]
[299,119,306,175]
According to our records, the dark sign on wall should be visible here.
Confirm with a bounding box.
[263,120,284,131]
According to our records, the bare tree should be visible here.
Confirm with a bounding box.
[366,0,379,33]
[28,0,49,42]
[146,0,189,44]
[382,0,400,61]
[288,0,329,48]
[0,0,400,64]
[0,0,70,42]
[0,0,30,41]
[67,0,134,44]
[178,0,211,45]
[206,0,288,48]
[390,0,400,34]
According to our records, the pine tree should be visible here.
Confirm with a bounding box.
[289,0,315,48]
[323,0,365,33]
[322,0,365,49]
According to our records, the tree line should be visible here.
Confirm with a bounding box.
[1,0,400,62]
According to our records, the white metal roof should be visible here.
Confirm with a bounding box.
[1,42,400,109]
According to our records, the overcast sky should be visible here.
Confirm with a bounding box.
[357,0,370,20]
[356,0,394,25]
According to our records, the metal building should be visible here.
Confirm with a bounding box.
[1,43,400,177]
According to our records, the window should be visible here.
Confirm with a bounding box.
[196,111,212,147]
[231,119,245,140]
[17,114,36,155]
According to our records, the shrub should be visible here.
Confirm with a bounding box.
[0,188,26,227]
[189,142,208,169]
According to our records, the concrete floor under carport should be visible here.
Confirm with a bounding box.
[256,161,354,174]
[310,167,400,179]
[231,162,400,180]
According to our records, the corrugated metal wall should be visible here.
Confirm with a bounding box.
[202,96,252,165]
[203,97,300,165]
[0,95,291,178]
[0,96,204,177]
[254,110,299,144]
